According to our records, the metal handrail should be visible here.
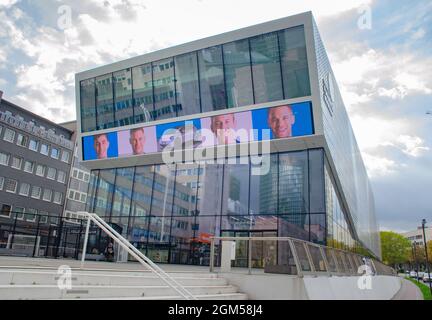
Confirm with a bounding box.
[209,236,396,277]
[78,212,196,300]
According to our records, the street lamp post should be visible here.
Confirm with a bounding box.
[413,241,419,283]
[421,219,432,294]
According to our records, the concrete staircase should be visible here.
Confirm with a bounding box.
[0,267,248,300]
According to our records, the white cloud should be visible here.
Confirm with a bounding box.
[0,0,18,8]
[396,135,429,157]
[362,153,398,178]
[411,27,426,40]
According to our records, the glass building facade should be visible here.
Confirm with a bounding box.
[79,26,310,132]
[75,12,380,263]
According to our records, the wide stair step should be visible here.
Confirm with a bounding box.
[0,268,248,300]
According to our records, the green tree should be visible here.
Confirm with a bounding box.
[380,231,411,267]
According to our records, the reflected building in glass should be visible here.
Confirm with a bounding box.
[75,12,381,264]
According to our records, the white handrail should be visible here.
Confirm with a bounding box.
[78,211,196,300]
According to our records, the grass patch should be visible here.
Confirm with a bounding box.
[405,277,432,300]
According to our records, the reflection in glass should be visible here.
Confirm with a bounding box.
[132,63,154,124]
[113,68,134,127]
[96,73,115,130]
[279,152,308,214]
[250,32,283,103]
[80,79,97,132]
[111,167,134,231]
[278,26,311,98]
[223,39,254,108]
[196,164,223,216]
[153,58,176,120]
[174,52,201,117]
[198,46,226,112]
[249,154,277,216]
[93,169,116,219]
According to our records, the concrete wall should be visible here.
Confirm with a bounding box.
[219,273,401,300]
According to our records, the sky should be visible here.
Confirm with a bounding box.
[0,0,431,233]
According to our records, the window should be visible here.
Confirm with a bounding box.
[39,213,48,224]
[31,186,41,199]
[40,143,49,155]
[250,32,284,103]
[57,170,66,183]
[223,39,254,108]
[80,78,97,132]
[11,156,22,169]
[50,216,59,225]
[84,173,90,182]
[113,68,134,127]
[43,189,52,202]
[0,152,9,166]
[47,167,56,180]
[96,73,115,130]
[50,147,59,159]
[0,204,12,217]
[78,171,84,180]
[25,208,37,222]
[19,183,30,196]
[29,139,39,151]
[198,46,226,112]
[36,164,46,177]
[278,26,311,98]
[3,128,15,143]
[16,133,29,147]
[60,150,70,163]
[132,63,154,124]
[14,207,25,220]
[5,178,17,193]
[53,192,63,204]
[23,160,34,173]
[175,52,201,117]
[0,176,4,190]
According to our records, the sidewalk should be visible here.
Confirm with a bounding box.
[392,277,423,300]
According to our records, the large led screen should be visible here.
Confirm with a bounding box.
[82,101,313,160]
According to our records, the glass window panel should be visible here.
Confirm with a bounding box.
[130,165,154,219]
[80,78,97,132]
[3,128,15,143]
[19,182,30,196]
[150,164,175,216]
[221,158,250,217]
[61,150,70,163]
[278,214,309,241]
[111,167,134,229]
[43,189,52,202]
[196,164,224,216]
[113,68,134,127]
[11,156,22,169]
[40,143,49,155]
[0,204,12,217]
[31,186,41,199]
[249,154,278,215]
[173,163,199,217]
[24,161,34,173]
[132,63,154,124]
[153,58,176,120]
[5,179,18,193]
[324,248,338,273]
[94,169,116,218]
[309,149,325,213]
[86,170,99,212]
[50,147,59,159]
[279,151,309,214]
[278,26,311,98]
[29,139,39,151]
[223,39,254,108]
[250,32,283,103]
[198,46,226,112]
[174,52,201,117]
[0,152,9,165]
[310,214,325,245]
[308,244,326,272]
[16,133,28,147]
[293,240,311,272]
[96,73,115,130]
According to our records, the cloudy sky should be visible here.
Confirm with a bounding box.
[0,0,431,233]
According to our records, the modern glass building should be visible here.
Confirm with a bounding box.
[75,11,380,264]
